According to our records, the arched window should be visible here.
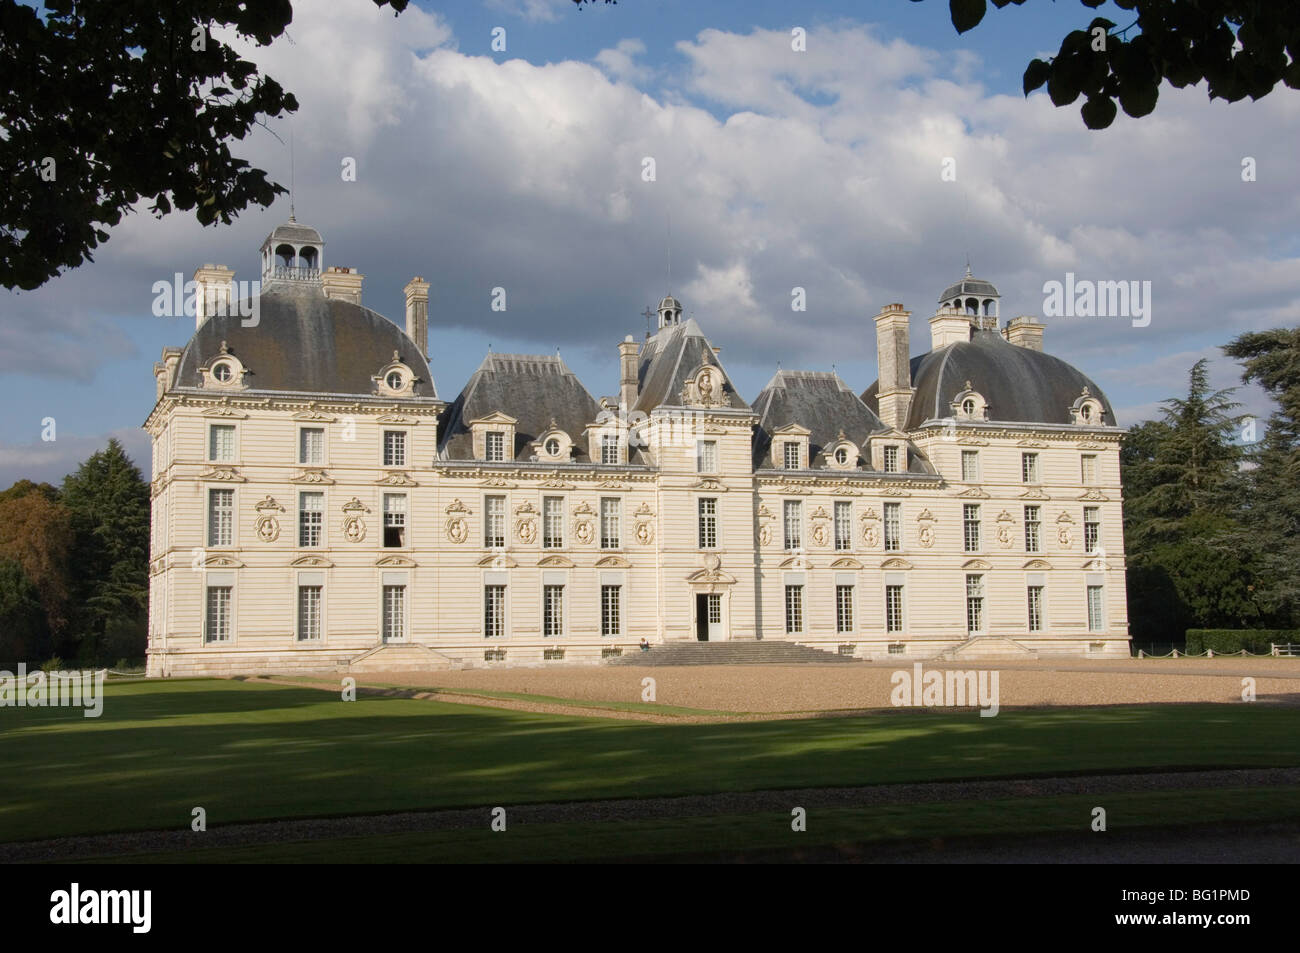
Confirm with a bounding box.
[275,244,295,269]
[300,247,318,271]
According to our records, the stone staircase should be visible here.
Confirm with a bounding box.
[934,636,1039,661]
[606,640,857,666]
[347,643,455,673]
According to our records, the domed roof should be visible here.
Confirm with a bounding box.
[174,286,436,398]
[659,295,682,311]
[263,218,323,247]
[939,267,998,303]
[862,329,1114,429]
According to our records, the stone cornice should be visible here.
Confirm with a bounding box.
[144,392,445,432]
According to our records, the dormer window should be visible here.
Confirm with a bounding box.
[1070,387,1105,426]
[834,448,848,465]
[601,434,620,465]
[213,361,233,383]
[531,421,572,463]
[386,371,404,391]
[824,432,860,471]
[486,431,506,462]
[545,438,560,456]
[883,445,900,473]
[784,442,801,470]
[374,352,415,397]
[961,398,975,416]
[200,343,247,390]
[471,413,518,463]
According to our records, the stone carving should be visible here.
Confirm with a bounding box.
[1057,511,1075,548]
[342,498,370,543]
[916,509,937,549]
[996,509,1015,549]
[254,495,284,542]
[445,498,469,544]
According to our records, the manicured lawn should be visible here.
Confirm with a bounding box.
[1,678,1297,844]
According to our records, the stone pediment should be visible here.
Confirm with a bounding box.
[476,554,517,568]
[1021,559,1053,571]
[291,468,333,484]
[961,558,992,571]
[594,555,632,568]
[199,466,246,482]
[376,555,418,568]
[290,555,334,568]
[829,557,864,569]
[203,554,244,569]
[537,555,575,568]
[879,557,913,570]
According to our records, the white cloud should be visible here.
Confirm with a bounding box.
[595,38,650,84]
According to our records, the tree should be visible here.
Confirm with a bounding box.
[59,439,150,661]
[1,0,409,291]
[0,491,74,640]
[917,1,1300,129]
[0,558,50,665]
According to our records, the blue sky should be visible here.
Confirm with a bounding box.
[2,0,1297,485]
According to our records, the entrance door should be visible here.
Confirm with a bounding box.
[695,594,709,641]
[695,593,725,641]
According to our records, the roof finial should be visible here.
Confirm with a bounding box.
[964,254,972,278]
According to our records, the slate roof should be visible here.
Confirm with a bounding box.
[861,328,1116,429]
[634,318,749,413]
[174,284,436,398]
[939,269,999,303]
[263,219,324,247]
[438,352,604,462]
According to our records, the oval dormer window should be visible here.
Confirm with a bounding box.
[386,371,404,391]
[212,361,233,383]
[545,438,560,456]
[962,398,976,416]
[834,448,848,465]
[1081,404,1093,422]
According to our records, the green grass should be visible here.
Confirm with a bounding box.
[90,787,1300,863]
[1,678,1297,845]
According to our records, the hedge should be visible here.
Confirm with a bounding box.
[1185,629,1300,654]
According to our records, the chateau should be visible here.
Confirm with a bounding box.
[144,218,1129,676]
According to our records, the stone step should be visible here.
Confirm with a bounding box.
[348,643,455,673]
[606,640,857,666]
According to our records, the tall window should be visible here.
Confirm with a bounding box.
[208,488,233,546]
[543,496,564,549]
[783,500,802,550]
[204,585,232,643]
[884,502,902,552]
[383,430,406,467]
[209,424,236,462]
[1027,585,1044,632]
[1021,452,1040,483]
[543,585,564,637]
[297,585,322,641]
[697,440,718,473]
[963,504,981,552]
[484,585,506,638]
[1087,585,1105,632]
[382,585,405,641]
[961,450,980,482]
[298,492,323,547]
[601,585,621,636]
[484,496,505,548]
[784,585,803,634]
[485,431,505,462]
[1081,454,1098,485]
[299,427,324,465]
[834,501,852,551]
[1018,507,1040,555]
[885,584,905,633]
[883,445,900,473]
[383,493,407,548]
[783,441,801,470]
[966,574,985,634]
[836,585,854,633]
[601,435,619,465]
[1084,506,1100,554]
[698,497,718,549]
[600,498,621,549]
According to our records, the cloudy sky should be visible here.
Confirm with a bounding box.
[3,0,1298,486]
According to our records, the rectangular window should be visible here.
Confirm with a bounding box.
[382,585,405,641]
[485,431,505,462]
[886,585,905,633]
[966,574,985,634]
[707,593,722,625]
[783,441,801,470]
[963,503,981,553]
[543,585,564,637]
[208,488,233,547]
[1027,585,1044,633]
[698,497,718,549]
[1087,585,1105,632]
[600,498,621,549]
[1021,452,1040,483]
[1081,454,1098,485]
[961,450,980,482]
[1024,505,1041,553]
[783,500,802,550]
[601,585,621,636]
[383,430,406,467]
[835,585,854,634]
[884,502,902,552]
[883,445,900,473]
[383,493,407,548]
[297,585,322,641]
[204,586,232,643]
[298,491,323,547]
[209,424,236,463]
[299,427,324,465]
[1084,506,1100,554]
[601,435,619,465]
[834,501,852,551]
[484,495,505,548]
[697,440,718,473]
[484,585,506,638]
[543,496,564,549]
[784,584,803,634]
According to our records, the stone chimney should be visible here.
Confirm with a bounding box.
[322,266,364,305]
[403,277,430,358]
[193,265,234,330]
[154,346,183,400]
[874,303,914,431]
[929,305,972,350]
[1004,315,1045,351]
[619,335,639,410]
